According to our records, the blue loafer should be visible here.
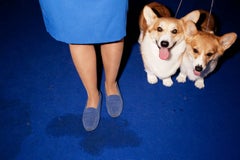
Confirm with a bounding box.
[82,93,102,131]
[106,85,123,117]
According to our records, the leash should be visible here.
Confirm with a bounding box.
[175,0,215,27]
[174,0,183,17]
[206,0,215,30]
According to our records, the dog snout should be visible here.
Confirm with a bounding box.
[195,65,203,72]
[161,41,169,48]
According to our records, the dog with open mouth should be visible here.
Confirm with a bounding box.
[176,10,237,89]
[139,2,200,87]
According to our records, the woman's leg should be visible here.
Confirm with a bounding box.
[101,39,124,117]
[69,44,100,108]
[101,39,124,95]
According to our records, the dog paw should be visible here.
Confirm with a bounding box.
[147,74,158,84]
[163,78,173,87]
[194,79,205,89]
[176,74,186,83]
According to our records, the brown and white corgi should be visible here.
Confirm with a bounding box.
[139,2,200,87]
[176,10,237,89]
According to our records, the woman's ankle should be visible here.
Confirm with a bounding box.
[86,91,100,108]
[105,82,119,96]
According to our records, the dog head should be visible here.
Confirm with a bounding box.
[143,6,200,60]
[185,21,237,76]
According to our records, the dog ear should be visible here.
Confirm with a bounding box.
[143,5,158,26]
[184,21,198,37]
[181,10,200,23]
[219,32,237,50]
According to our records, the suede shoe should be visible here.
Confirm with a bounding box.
[106,85,123,117]
[82,93,102,131]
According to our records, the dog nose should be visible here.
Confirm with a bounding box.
[161,41,169,48]
[195,65,203,72]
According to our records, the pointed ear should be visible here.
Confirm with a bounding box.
[181,10,200,23]
[184,21,198,37]
[219,32,237,50]
[143,6,158,26]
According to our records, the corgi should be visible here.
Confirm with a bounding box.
[176,10,237,89]
[139,2,200,87]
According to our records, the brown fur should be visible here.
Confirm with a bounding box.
[196,9,216,33]
[139,2,171,40]
[186,10,237,60]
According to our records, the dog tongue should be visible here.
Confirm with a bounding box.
[193,70,201,76]
[159,48,170,60]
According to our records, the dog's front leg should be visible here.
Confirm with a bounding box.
[162,77,173,87]
[146,71,158,84]
[176,72,187,83]
[194,78,205,89]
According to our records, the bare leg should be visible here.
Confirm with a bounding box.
[101,39,124,117]
[69,44,100,108]
[101,39,124,95]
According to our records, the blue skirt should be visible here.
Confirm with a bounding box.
[39,0,128,44]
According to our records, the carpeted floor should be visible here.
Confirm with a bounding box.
[1,0,240,159]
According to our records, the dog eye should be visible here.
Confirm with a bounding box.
[157,27,163,32]
[171,29,177,34]
[193,48,199,54]
[206,52,213,57]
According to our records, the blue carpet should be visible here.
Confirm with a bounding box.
[1,0,240,159]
